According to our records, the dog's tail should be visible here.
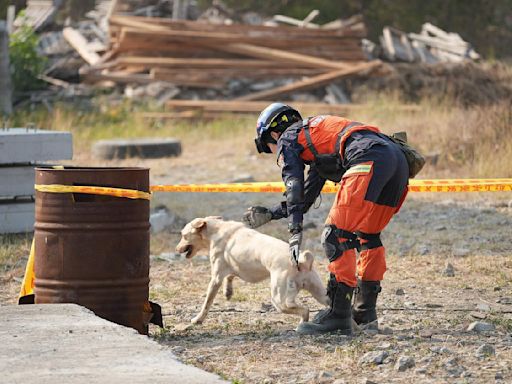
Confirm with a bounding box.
[298,250,314,271]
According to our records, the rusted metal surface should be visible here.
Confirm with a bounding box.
[34,167,150,334]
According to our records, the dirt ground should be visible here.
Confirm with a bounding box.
[1,138,512,384]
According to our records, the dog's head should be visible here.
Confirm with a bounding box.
[175,217,215,258]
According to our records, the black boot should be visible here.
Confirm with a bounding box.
[296,275,353,335]
[352,280,381,325]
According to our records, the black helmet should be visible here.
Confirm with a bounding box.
[255,103,302,153]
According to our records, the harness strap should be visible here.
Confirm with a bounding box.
[356,231,383,250]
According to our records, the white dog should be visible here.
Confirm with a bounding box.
[175,217,329,324]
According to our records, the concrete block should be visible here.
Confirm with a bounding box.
[0,200,34,233]
[0,128,72,164]
[0,304,227,384]
[0,165,36,198]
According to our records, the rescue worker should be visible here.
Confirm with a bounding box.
[242,103,409,335]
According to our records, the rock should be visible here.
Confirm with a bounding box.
[375,342,391,350]
[434,225,447,231]
[419,329,433,338]
[395,288,405,295]
[476,303,491,312]
[358,350,389,365]
[332,380,346,384]
[430,346,451,354]
[496,297,512,304]
[361,379,378,384]
[469,311,487,320]
[417,244,430,255]
[317,371,334,382]
[467,321,495,332]
[442,262,455,277]
[174,323,194,332]
[379,326,393,335]
[494,286,502,291]
[404,301,416,307]
[452,247,470,257]
[475,343,495,358]
[150,207,177,234]
[230,174,255,183]
[395,355,415,372]
[152,252,182,262]
[170,346,186,354]
[495,371,504,380]
[415,367,427,374]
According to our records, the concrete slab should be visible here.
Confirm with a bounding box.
[0,200,34,233]
[0,128,72,164]
[0,165,36,198]
[0,304,227,384]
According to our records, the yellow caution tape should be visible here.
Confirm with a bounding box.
[19,238,35,299]
[35,184,151,200]
[151,179,512,194]
[33,178,512,200]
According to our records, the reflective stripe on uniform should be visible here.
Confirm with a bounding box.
[344,164,372,177]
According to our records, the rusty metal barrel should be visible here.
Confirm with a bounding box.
[34,167,150,334]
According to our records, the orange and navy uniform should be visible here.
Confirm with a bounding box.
[270,115,408,287]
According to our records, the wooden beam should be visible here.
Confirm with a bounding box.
[214,43,354,70]
[235,60,381,101]
[117,57,291,68]
[63,27,101,65]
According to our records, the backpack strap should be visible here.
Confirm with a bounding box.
[302,119,320,157]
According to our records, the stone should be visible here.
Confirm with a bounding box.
[475,343,495,358]
[442,262,455,277]
[171,346,186,354]
[332,380,346,384]
[419,329,433,338]
[434,225,447,231]
[430,346,451,354]
[417,244,430,255]
[467,321,495,332]
[395,288,405,295]
[415,367,427,374]
[358,351,389,365]
[495,371,504,380]
[379,326,394,335]
[476,303,491,312]
[496,297,512,304]
[375,342,391,350]
[317,371,334,382]
[395,355,415,372]
[469,311,487,320]
[452,247,470,257]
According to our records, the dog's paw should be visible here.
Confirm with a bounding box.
[190,316,204,324]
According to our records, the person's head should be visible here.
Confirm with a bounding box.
[254,103,302,154]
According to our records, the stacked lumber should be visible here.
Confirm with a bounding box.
[81,14,376,101]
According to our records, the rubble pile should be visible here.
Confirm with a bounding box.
[12,0,496,110]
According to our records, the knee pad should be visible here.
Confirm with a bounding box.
[356,231,382,250]
[322,225,360,262]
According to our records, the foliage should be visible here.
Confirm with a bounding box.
[9,19,46,92]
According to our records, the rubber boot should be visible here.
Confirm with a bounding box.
[352,280,381,325]
[296,275,353,335]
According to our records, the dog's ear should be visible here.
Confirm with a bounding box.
[298,250,314,271]
[191,218,207,231]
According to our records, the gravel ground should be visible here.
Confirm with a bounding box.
[2,139,512,384]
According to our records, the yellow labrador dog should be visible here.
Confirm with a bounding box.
[176,216,329,325]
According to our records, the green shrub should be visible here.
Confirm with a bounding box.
[9,20,46,92]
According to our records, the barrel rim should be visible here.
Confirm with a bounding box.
[35,166,150,172]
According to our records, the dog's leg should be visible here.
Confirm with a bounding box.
[223,274,235,300]
[271,273,310,322]
[305,270,330,306]
[191,261,229,324]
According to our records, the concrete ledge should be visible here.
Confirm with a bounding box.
[0,304,226,384]
[0,200,34,234]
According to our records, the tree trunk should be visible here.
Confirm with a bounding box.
[0,20,13,117]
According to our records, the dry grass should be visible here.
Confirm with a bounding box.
[9,94,512,179]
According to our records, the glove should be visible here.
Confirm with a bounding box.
[242,206,272,228]
[288,225,302,268]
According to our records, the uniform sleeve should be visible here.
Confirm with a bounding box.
[277,128,305,229]
[303,164,326,213]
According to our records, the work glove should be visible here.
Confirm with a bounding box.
[242,206,272,228]
[288,224,303,268]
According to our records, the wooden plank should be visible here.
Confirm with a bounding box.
[83,71,154,84]
[235,61,381,101]
[214,43,354,70]
[117,57,291,69]
[63,27,101,65]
